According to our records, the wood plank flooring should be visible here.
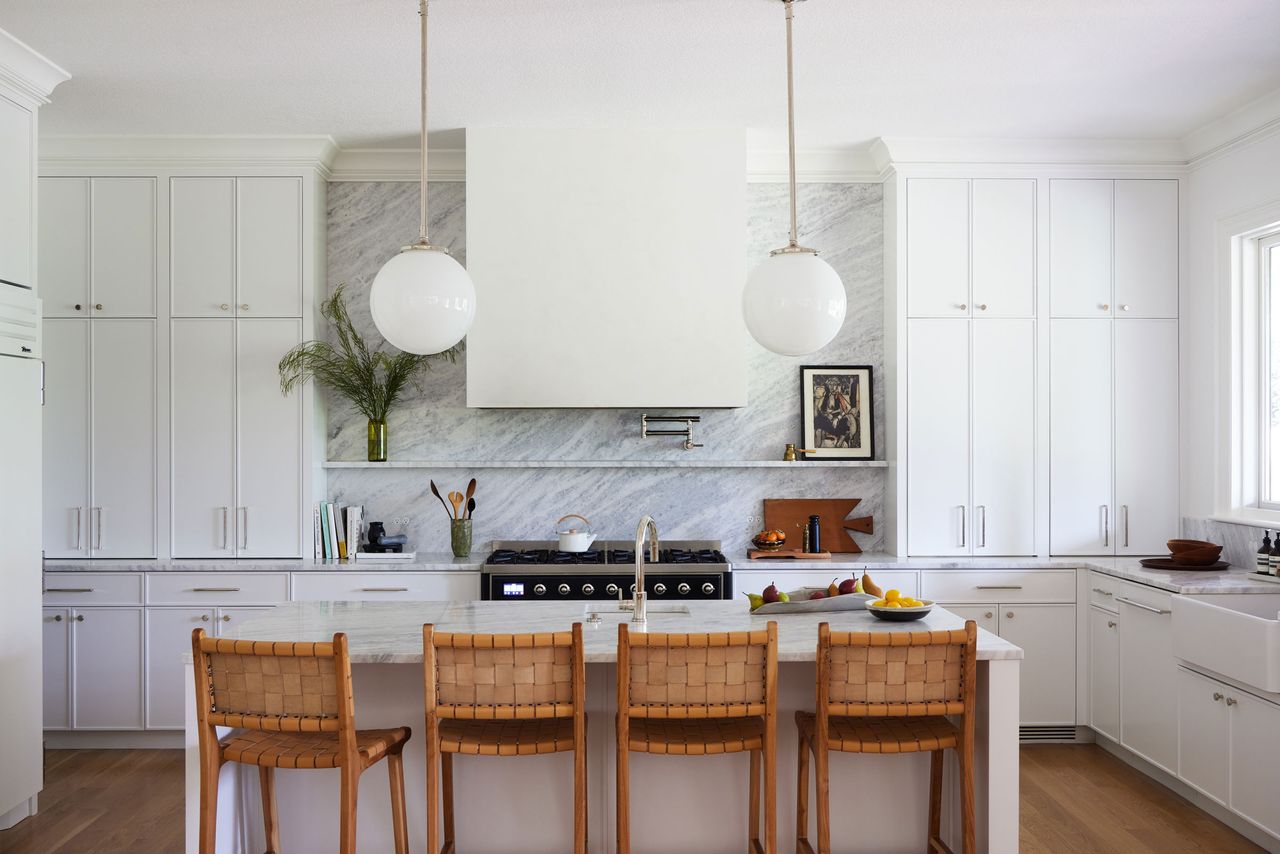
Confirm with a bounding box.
[0,744,1263,853]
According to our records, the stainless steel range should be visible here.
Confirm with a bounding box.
[480,539,732,602]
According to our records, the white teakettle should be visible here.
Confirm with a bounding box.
[555,514,597,552]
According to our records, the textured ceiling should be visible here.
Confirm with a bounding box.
[6,0,1280,149]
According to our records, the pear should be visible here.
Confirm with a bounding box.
[860,573,883,598]
[743,591,764,611]
[762,582,781,604]
[777,590,791,603]
[827,578,840,598]
[838,577,859,595]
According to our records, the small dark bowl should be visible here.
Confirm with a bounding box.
[1170,545,1224,566]
[1168,539,1218,555]
[866,603,933,622]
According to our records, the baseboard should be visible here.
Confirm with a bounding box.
[43,730,184,749]
[1094,737,1280,852]
[0,796,38,831]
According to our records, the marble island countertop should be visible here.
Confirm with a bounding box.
[224,600,1024,664]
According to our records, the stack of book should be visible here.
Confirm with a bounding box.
[314,502,364,561]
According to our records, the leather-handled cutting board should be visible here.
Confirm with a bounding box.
[763,499,873,554]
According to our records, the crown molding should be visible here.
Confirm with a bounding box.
[875,136,1187,169]
[0,28,70,106]
[329,147,465,181]
[744,147,883,183]
[1183,87,1280,170]
[38,135,339,177]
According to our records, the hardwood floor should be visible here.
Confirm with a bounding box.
[0,744,1264,853]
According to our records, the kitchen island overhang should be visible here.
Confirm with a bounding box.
[184,601,1022,853]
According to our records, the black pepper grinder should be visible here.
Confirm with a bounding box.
[807,515,822,554]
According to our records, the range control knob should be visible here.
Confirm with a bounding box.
[702,582,716,596]
[677,582,691,595]
[581,583,595,596]
[605,583,621,597]
[533,583,547,596]
[653,582,667,596]
[558,583,571,596]
[630,583,637,594]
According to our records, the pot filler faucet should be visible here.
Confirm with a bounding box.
[632,515,659,623]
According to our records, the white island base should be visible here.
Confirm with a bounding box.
[184,602,1021,853]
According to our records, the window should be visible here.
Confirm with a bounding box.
[1260,231,1280,508]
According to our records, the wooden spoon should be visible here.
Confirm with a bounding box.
[465,477,477,504]
[429,480,453,520]
[448,491,464,520]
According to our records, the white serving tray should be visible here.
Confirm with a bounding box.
[751,588,875,616]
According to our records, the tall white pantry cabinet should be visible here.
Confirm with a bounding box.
[38,159,324,561]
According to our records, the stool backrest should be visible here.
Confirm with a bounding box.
[423,624,585,720]
[617,622,778,719]
[817,621,976,719]
[191,629,353,736]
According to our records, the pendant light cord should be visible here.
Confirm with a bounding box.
[784,0,798,249]
[418,0,430,245]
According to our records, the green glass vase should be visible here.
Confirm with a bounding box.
[367,419,388,462]
[450,519,473,558]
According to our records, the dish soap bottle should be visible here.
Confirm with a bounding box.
[1259,531,1273,575]
[1270,534,1280,576]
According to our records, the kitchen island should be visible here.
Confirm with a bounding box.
[185,600,1021,854]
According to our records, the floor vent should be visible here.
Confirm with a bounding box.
[1019,725,1079,743]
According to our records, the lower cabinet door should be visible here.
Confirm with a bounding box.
[214,606,273,636]
[1228,690,1280,839]
[1176,667,1229,806]
[1118,590,1178,774]
[291,572,481,603]
[43,609,71,729]
[72,607,144,729]
[998,604,1077,725]
[146,608,214,729]
[939,604,998,636]
[1088,606,1120,741]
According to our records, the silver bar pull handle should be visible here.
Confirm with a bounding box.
[94,506,103,550]
[239,507,249,550]
[221,507,229,551]
[361,587,409,592]
[75,507,82,552]
[976,585,1023,590]
[977,505,987,548]
[959,505,966,548]
[1122,505,1130,548]
[192,587,241,593]
[1102,505,1109,548]
[46,588,95,593]
[1115,596,1171,616]
[1090,587,1114,596]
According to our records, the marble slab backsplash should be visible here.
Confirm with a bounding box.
[1181,517,1273,571]
[323,181,885,553]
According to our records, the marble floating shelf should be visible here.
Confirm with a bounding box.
[323,459,890,470]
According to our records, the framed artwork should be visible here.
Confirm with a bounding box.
[800,365,874,460]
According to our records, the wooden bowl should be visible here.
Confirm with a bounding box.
[750,536,786,552]
[1168,539,1218,555]
[1170,544,1224,566]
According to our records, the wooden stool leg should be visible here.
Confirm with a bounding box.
[795,732,810,854]
[764,729,777,854]
[441,751,456,851]
[616,743,630,854]
[958,747,975,854]
[259,766,280,854]
[198,754,221,854]
[339,765,359,854]
[388,749,409,854]
[573,736,587,854]
[814,744,830,854]
[426,736,439,854]
[749,749,762,847]
[928,749,944,848]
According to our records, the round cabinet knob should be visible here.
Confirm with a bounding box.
[1121,304,1131,312]
[557,583,571,596]
[53,614,63,622]
[978,304,988,311]
[201,614,210,622]
[222,614,231,622]
[533,583,547,596]
[1005,611,1014,619]
[74,304,83,311]
[958,303,968,311]
[1213,692,1224,702]
[983,611,993,619]
[75,614,84,622]
[605,583,620,597]
[581,583,595,596]
[653,583,667,596]
[220,304,230,311]
[1101,304,1111,311]
[1108,621,1116,628]
[1226,697,1238,707]
[94,303,103,311]
[677,583,691,595]
[702,582,716,595]
[239,304,249,311]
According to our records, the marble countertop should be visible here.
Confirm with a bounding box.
[43,554,483,572]
[224,600,1023,664]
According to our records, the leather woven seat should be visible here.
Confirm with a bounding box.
[219,726,411,770]
[628,716,765,755]
[795,712,957,754]
[438,717,575,756]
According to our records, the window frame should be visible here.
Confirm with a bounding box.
[1259,230,1280,510]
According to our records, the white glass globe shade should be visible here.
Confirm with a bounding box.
[743,251,847,356]
[370,248,476,355]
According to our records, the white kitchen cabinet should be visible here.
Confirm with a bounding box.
[907,179,969,317]
[1177,667,1230,806]
[170,177,235,317]
[90,319,157,558]
[942,604,999,636]
[291,572,481,602]
[1227,689,1280,839]
[1117,583,1177,774]
[1049,179,1112,317]
[907,319,969,554]
[89,178,156,317]
[1000,603,1075,725]
[42,609,70,730]
[237,178,302,317]
[1088,605,1120,741]
[215,606,273,635]
[42,319,91,557]
[38,177,90,316]
[1113,180,1178,319]
[971,179,1035,317]
[1114,320,1178,555]
[0,93,34,288]
[72,607,144,729]
[1050,320,1113,555]
[145,607,213,729]
[971,320,1035,554]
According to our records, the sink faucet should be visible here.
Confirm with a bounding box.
[632,515,659,623]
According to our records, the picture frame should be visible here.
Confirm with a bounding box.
[799,365,874,460]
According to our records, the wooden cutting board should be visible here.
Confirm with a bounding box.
[763,499,873,554]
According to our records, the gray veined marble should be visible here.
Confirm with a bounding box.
[323,180,887,554]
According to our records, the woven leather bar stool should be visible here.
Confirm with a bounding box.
[795,621,977,854]
[616,621,779,854]
[191,629,411,854]
[422,622,587,854]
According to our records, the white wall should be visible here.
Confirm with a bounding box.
[1183,130,1280,518]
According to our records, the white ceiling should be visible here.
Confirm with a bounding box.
[7,0,1280,150]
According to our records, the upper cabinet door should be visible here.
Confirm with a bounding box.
[907,319,971,555]
[42,319,90,558]
[1050,180,1112,317]
[1114,180,1178,319]
[236,178,302,317]
[38,178,90,317]
[971,179,1035,318]
[90,319,157,558]
[90,178,156,317]
[1114,320,1178,555]
[236,319,302,557]
[0,95,33,288]
[972,320,1035,555]
[907,179,970,317]
[1050,320,1114,555]
[170,178,235,317]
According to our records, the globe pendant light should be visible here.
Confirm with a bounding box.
[743,0,846,356]
[370,0,476,355]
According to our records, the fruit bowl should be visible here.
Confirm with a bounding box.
[865,599,934,622]
[750,531,787,551]
[750,588,875,615]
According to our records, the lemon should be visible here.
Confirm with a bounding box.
[901,598,920,607]
[872,599,887,607]
[885,589,901,602]
[883,601,902,609]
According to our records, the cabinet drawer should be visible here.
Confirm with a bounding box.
[44,573,143,605]
[292,572,480,602]
[920,569,1076,603]
[1115,579,1173,613]
[1088,571,1121,611]
[147,573,289,605]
